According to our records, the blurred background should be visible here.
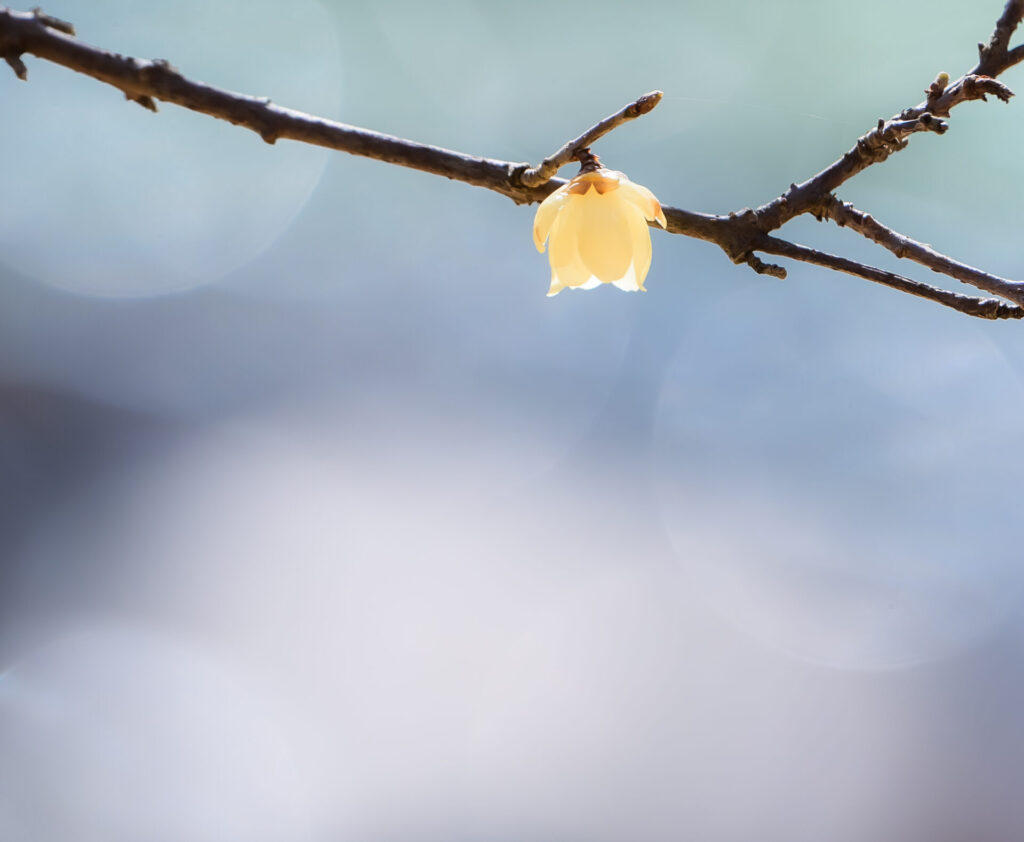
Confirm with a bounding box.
[3,0,1024,839]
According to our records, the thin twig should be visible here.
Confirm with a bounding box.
[816,196,1024,306]
[913,74,1014,118]
[518,91,663,188]
[755,237,1024,320]
[751,0,1024,233]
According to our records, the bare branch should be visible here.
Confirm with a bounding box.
[518,91,663,188]
[0,7,714,224]
[912,73,1014,119]
[2,4,1024,322]
[754,237,1024,320]
[750,113,951,233]
[750,2,1023,234]
[1007,42,1024,68]
[816,196,1024,307]
[742,253,787,279]
[0,7,556,200]
[974,0,1024,76]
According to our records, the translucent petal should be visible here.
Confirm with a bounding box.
[532,185,570,252]
[576,190,633,281]
[611,263,640,291]
[549,200,582,268]
[627,207,653,289]
[547,203,592,292]
[607,210,652,292]
[618,179,667,227]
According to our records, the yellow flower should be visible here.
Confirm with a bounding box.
[533,168,667,297]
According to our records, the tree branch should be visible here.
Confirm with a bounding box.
[975,0,1024,76]
[816,196,1024,307]
[0,6,559,197]
[518,91,663,188]
[750,0,1024,234]
[754,237,1024,320]
[2,3,1024,321]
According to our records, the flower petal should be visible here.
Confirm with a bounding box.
[617,179,667,228]
[576,189,633,282]
[628,206,653,289]
[549,199,581,269]
[608,207,653,292]
[547,201,593,295]
[611,263,640,292]
[532,185,570,252]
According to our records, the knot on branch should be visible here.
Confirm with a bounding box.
[918,72,1015,116]
[811,195,841,223]
[120,58,183,111]
[855,121,907,162]
[123,90,157,111]
[969,297,1024,320]
[29,7,74,35]
[916,112,948,133]
[139,57,180,80]
[743,253,787,279]
[3,51,27,79]
[856,112,947,162]
[814,194,868,228]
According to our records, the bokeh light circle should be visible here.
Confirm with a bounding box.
[0,0,341,298]
[653,280,1024,669]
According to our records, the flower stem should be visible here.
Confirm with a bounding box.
[574,147,602,173]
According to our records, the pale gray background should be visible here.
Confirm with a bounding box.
[2,1,1024,839]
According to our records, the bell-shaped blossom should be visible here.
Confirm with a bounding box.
[533,168,667,296]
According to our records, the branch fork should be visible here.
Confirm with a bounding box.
[3,2,1024,320]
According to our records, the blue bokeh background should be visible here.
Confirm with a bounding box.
[3,1,1024,839]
